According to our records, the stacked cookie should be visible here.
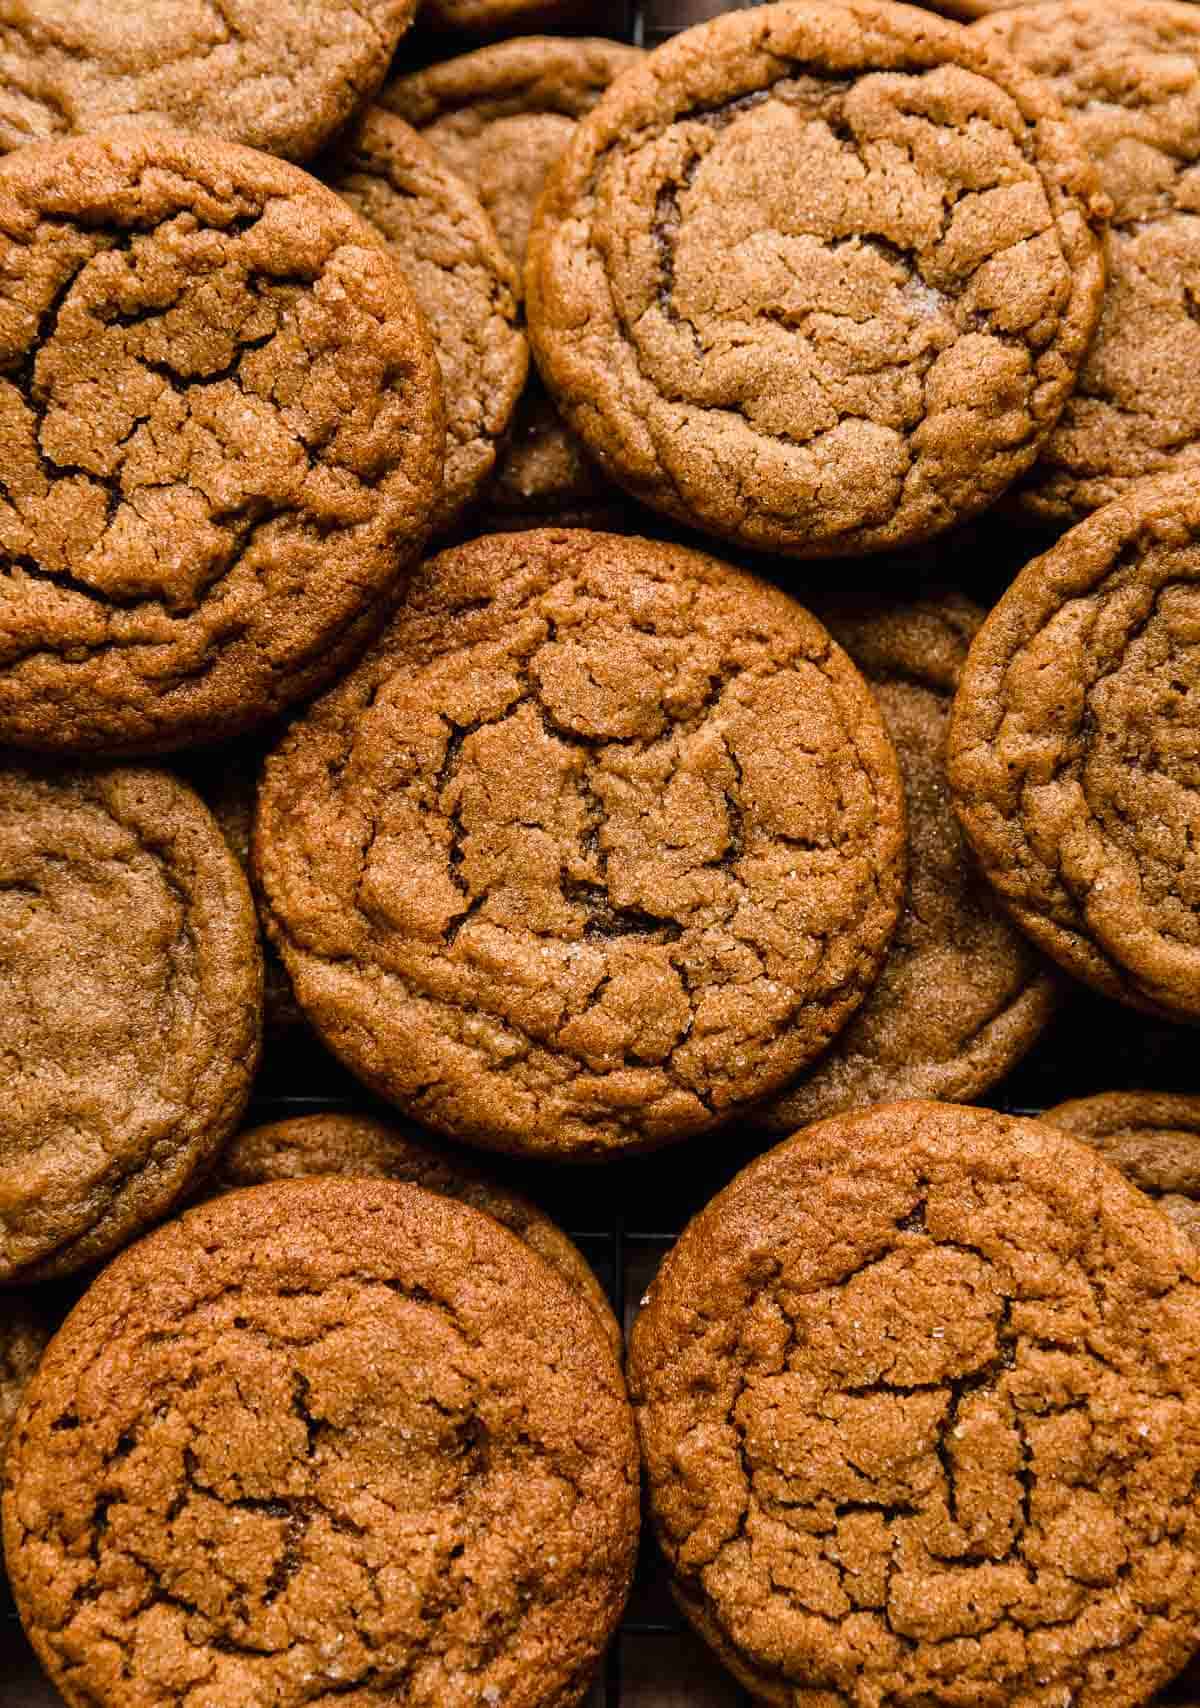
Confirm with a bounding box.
[2,1,1200,1705]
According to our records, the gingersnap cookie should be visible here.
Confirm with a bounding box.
[0,1296,52,1471]
[0,125,444,756]
[949,471,1200,1020]
[326,107,527,534]
[971,2,1200,522]
[189,743,304,1037]
[1045,1092,1200,1250]
[0,761,261,1282]
[381,37,639,518]
[212,1111,620,1349]
[755,592,1056,1134]
[4,1177,639,1708]
[527,0,1107,558]
[630,1099,1200,1708]
[255,528,906,1160]
[0,0,416,163]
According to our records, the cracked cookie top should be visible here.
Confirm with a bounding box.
[3,1176,640,1708]
[629,1100,1200,1708]
[254,528,906,1159]
[0,761,261,1281]
[1046,1091,1200,1250]
[0,125,444,755]
[0,0,417,163]
[756,591,1055,1133]
[973,0,1200,522]
[948,470,1200,1020]
[326,107,527,535]
[208,1111,620,1350]
[526,0,1107,558]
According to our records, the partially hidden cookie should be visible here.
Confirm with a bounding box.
[1045,1091,1200,1249]
[211,1111,620,1350]
[419,0,598,37]
[527,0,1108,558]
[0,761,261,1282]
[629,1099,1200,1708]
[755,592,1056,1133]
[381,37,640,519]
[326,107,527,534]
[0,125,444,755]
[4,1177,639,1708]
[948,471,1200,1020]
[973,0,1200,522]
[188,743,305,1037]
[0,1295,53,1471]
[254,529,906,1160]
[0,0,417,162]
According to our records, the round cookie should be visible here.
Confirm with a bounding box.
[948,471,1200,1021]
[4,1177,640,1708]
[755,592,1056,1133]
[326,107,527,534]
[527,0,1107,558]
[0,0,417,163]
[0,125,444,756]
[189,744,305,1037]
[972,1,1200,522]
[1045,1092,1200,1249]
[254,528,906,1160]
[0,1295,53,1470]
[0,761,261,1282]
[629,1099,1200,1708]
[211,1111,620,1349]
[381,37,640,519]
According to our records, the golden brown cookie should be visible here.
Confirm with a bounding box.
[0,761,261,1282]
[381,37,640,519]
[4,1177,640,1708]
[755,592,1056,1133]
[1044,1091,1200,1249]
[972,1,1200,522]
[254,529,906,1160]
[0,1295,52,1471]
[949,470,1200,1020]
[0,125,444,756]
[527,0,1108,558]
[189,743,305,1037]
[629,1099,1200,1708]
[326,107,527,534]
[212,1111,620,1349]
[0,0,417,162]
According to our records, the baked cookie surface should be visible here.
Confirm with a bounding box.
[254,528,905,1159]
[0,761,260,1281]
[212,1111,620,1349]
[0,0,416,162]
[974,0,1200,521]
[949,471,1200,1020]
[756,591,1055,1133]
[527,0,1107,556]
[0,126,444,755]
[629,1099,1200,1708]
[327,107,526,534]
[4,1176,639,1708]
[1045,1090,1200,1249]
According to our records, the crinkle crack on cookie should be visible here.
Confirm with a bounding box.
[949,470,1200,1021]
[0,126,444,755]
[254,529,906,1159]
[3,1178,639,1708]
[629,1100,1200,1708]
[527,0,1108,557]
[0,0,417,163]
